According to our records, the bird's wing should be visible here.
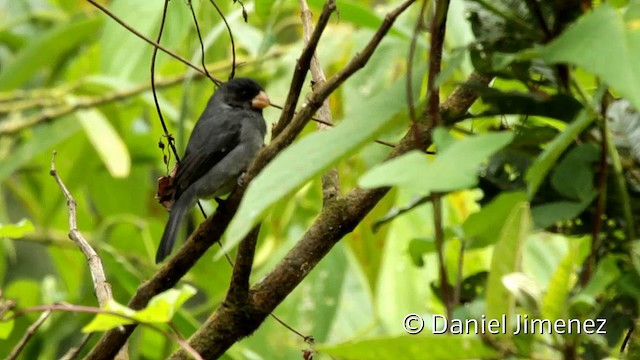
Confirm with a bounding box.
[173,108,243,199]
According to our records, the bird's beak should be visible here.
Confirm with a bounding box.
[251,91,270,109]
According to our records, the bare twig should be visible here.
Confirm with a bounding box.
[208,0,237,79]
[187,0,214,81]
[50,151,128,359]
[372,194,434,232]
[271,0,337,138]
[5,310,52,360]
[86,0,221,84]
[59,333,94,360]
[300,0,339,202]
[152,0,181,164]
[50,152,112,307]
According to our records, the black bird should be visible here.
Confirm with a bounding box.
[156,78,269,263]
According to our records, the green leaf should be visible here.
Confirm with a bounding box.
[82,285,196,332]
[359,129,514,195]
[408,238,436,267]
[551,144,599,201]
[462,191,527,249]
[453,87,583,122]
[223,75,418,256]
[0,310,14,339]
[485,202,530,335]
[542,3,640,110]
[134,285,197,323]
[318,335,498,360]
[531,196,596,230]
[77,108,131,178]
[525,106,598,199]
[571,256,621,310]
[541,242,580,320]
[82,300,137,333]
[0,219,35,238]
[0,17,102,90]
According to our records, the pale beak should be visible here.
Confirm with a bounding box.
[251,91,270,109]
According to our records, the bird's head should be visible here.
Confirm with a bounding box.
[219,77,270,112]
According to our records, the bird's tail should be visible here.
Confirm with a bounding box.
[156,191,193,263]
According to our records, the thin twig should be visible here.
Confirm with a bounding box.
[300,0,339,202]
[152,0,180,163]
[271,0,337,138]
[50,152,113,307]
[86,0,221,84]
[372,194,434,232]
[59,333,94,360]
[208,0,237,79]
[5,310,52,360]
[187,0,213,81]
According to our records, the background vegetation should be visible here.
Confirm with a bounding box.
[2,0,640,359]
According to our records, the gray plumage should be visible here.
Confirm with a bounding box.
[156,78,268,263]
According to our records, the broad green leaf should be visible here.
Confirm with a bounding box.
[0,310,14,339]
[551,144,599,201]
[134,285,197,323]
[408,238,436,266]
[453,87,583,123]
[0,17,102,90]
[83,285,196,332]
[531,196,596,230]
[223,75,418,256]
[359,129,514,195]
[525,106,598,199]
[82,300,137,333]
[571,256,621,311]
[0,117,81,182]
[376,189,435,332]
[0,219,35,238]
[462,191,527,249]
[77,108,131,178]
[542,3,640,110]
[541,242,580,320]
[485,203,530,335]
[318,335,498,359]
